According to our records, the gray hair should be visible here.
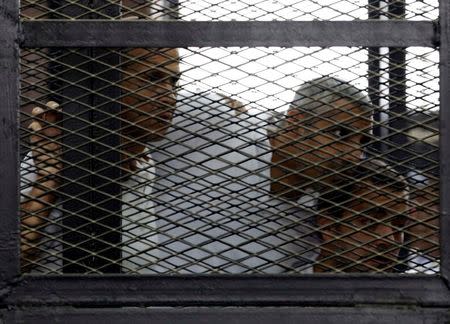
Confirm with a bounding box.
[291,76,374,117]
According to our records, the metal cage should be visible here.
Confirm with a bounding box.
[1,0,449,322]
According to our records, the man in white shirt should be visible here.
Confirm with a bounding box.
[150,90,315,273]
[22,76,374,274]
[150,77,374,273]
[21,47,180,273]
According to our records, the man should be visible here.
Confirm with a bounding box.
[150,76,375,273]
[271,77,372,199]
[20,0,181,272]
[314,160,409,272]
[23,75,375,273]
[21,47,180,273]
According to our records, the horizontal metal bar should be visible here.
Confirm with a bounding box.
[3,275,450,307]
[5,307,450,324]
[21,21,438,48]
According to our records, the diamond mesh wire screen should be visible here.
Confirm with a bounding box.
[20,0,438,20]
[19,45,440,274]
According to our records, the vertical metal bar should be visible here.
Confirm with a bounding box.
[49,0,92,273]
[93,2,122,274]
[53,0,96,273]
[368,0,391,156]
[88,46,122,272]
[368,0,380,107]
[387,0,409,274]
[59,49,97,273]
[388,46,407,137]
[368,0,383,156]
[388,0,408,174]
[0,0,20,282]
[54,0,122,273]
[440,0,450,282]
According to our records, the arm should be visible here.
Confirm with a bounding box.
[21,102,62,269]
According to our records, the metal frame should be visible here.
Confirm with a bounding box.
[0,0,20,290]
[2,275,450,307]
[2,307,450,323]
[440,0,450,285]
[1,0,449,320]
[22,20,436,47]
[50,0,124,274]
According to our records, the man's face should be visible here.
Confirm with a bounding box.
[280,99,372,183]
[120,48,180,143]
[317,184,408,272]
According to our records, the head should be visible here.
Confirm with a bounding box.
[315,160,409,272]
[120,48,180,144]
[272,77,373,191]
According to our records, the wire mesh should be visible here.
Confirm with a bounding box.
[19,45,440,274]
[20,0,438,21]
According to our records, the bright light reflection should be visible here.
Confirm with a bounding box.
[177,1,439,112]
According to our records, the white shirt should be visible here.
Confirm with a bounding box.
[21,150,156,274]
[151,91,318,273]
[21,91,318,274]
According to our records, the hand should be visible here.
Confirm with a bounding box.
[21,101,62,268]
[28,101,63,180]
[217,93,247,116]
